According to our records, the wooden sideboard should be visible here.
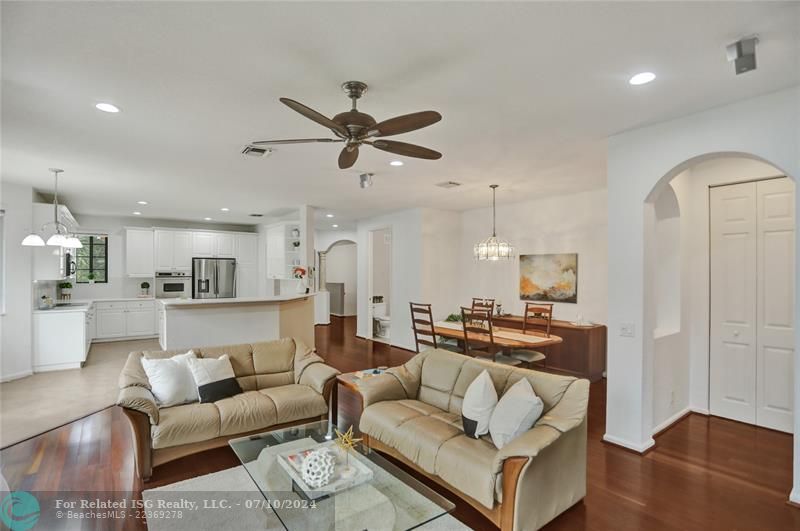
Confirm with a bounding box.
[491,315,606,382]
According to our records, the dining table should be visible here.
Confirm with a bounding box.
[432,320,563,350]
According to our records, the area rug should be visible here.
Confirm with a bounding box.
[0,338,159,448]
[143,466,472,531]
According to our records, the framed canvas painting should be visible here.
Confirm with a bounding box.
[519,253,578,303]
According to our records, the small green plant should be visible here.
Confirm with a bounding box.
[140,281,150,289]
[58,282,73,289]
[445,313,462,322]
[87,272,96,281]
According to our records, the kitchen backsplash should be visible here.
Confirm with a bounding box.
[32,280,58,309]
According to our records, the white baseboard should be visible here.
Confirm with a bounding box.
[0,369,33,383]
[92,334,158,344]
[33,362,82,372]
[690,407,710,415]
[652,407,691,435]
[602,433,656,454]
[790,487,800,505]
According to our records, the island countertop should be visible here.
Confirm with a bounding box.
[158,294,312,307]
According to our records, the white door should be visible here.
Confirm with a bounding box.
[126,309,156,336]
[710,178,795,433]
[154,230,175,271]
[710,182,758,425]
[755,178,795,432]
[96,310,127,338]
[173,231,193,270]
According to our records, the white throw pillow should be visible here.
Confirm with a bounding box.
[490,378,544,449]
[461,370,498,438]
[141,351,198,407]
[186,354,243,403]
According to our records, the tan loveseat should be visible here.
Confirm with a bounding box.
[117,338,340,480]
[358,348,589,531]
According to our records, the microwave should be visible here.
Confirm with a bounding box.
[155,272,192,298]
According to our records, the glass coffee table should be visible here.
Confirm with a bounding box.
[229,420,455,531]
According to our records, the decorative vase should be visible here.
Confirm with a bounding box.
[296,279,306,294]
[301,448,336,489]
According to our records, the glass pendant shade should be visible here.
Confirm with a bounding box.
[21,233,46,246]
[473,184,515,261]
[64,236,83,248]
[46,233,68,247]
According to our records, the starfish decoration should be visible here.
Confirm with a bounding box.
[334,425,362,452]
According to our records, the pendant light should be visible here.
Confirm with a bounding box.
[21,168,83,248]
[473,184,514,261]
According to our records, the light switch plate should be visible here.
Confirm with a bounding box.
[620,323,635,338]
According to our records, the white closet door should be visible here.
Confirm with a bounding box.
[710,181,758,424]
[756,178,795,432]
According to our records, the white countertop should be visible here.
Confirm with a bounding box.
[33,303,91,314]
[34,296,155,314]
[159,294,312,307]
[65,297,155,303]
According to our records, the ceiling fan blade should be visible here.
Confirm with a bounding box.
[364,111,442,138]
[338,145,359,169]
[251,138,342,145]
[371,139,442,160]
[279,98,349,137]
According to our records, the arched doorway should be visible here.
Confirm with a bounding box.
[319,239,357,318]
[644,153,796,436]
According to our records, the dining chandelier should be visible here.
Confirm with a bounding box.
[473,184,514,261]
[21,168,82,248]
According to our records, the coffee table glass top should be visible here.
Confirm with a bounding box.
[229,420,455,531]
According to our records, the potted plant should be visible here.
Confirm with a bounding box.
[87,272,96,284]
[58,281,73,299]
[140,281,150,297]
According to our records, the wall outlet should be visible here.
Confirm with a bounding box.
[619,323,636,338]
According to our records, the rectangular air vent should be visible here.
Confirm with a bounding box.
[435,181,462,189]
[242,145,271,157]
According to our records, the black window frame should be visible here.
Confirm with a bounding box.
[75,235,108,283]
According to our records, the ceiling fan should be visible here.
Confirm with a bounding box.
[250,81,442,169]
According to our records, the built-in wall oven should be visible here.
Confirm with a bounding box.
[155,271,192,298]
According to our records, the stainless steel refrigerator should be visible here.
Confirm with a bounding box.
[192,258,237,299]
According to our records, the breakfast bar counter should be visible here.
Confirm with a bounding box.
[158,294,315,351]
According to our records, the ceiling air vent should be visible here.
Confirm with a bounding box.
[242,145,272,157]
[249,213,264,218]
[435,181,461,189]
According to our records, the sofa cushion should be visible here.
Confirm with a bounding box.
[434,434,500,509]
[417,350,467,410]
[259,384,327,424]
[152,402,220,449]
[197,343,255,377]
[503,370,576,413]
[215,390,278,436]
[449,359,512,415]
[252,338,295,375]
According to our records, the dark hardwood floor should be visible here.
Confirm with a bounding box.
[1,315,798,530]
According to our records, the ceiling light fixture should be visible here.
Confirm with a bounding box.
[389,160,404,167]
[204,217,213,221]
[137,200,148,205]
[629,72,656,85]
[21,168,83,248]
[359,173,374,189]
[132,211,142,216]
[326,214,334,218]
[332,224,339,228]
[474,185,514,261]
[95,102,120,113]
[220,207,230,212]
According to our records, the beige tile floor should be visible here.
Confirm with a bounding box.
[0,338,159,448]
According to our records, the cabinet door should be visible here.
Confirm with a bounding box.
[126,309,156,336]
[154,230,175,271]
[173,231,193,270]
[266,226,286,278]
[216,233,236,257]
[237,264,258,297]
[236,234,259,265]
[193,232,216,257]
[96,310,127,338]
[126,229,154,277]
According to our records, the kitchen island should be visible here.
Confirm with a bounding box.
[158,295,316,351]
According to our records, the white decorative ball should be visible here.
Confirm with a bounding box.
[301,448,336,488]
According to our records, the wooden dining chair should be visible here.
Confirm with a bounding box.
[410,303,461,353]
[460,306,521,366]
[510,302,554,367]
[471,298,495,315]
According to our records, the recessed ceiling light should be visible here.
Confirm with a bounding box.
[204,217,213,221]
[132,211,142,216]
[332,224,339,228]
[137,200,148,205]
[326,214,334,218]
[629,72,656,85]
[95,102,120,113]
[220,207,230,212]
[389,160,404,167]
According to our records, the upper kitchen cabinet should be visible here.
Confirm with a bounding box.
[265,221,301,279]
[192,231,237,258]
[125,228,154,277]
[235,233,259,265]
[155,230,192,271]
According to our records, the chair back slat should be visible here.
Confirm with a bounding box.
[461,306,494,357]
[522,302,554,337]
[471,297,495,315]
[410,302,437,353]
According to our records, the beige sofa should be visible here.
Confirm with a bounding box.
[117,338,340,480]
[358,348,589,531]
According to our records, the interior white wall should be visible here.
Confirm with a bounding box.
[356,209,423,351]
[325,242,357,316]
[458,188,608,323]
[371,228,392,313]
[605,85,800,497]
[0,182,34,381]
[421,208,461,322]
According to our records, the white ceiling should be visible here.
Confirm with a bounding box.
[2,2,798,227]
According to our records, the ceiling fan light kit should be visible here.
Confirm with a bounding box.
[21,168,83,249]
[474,185,515,261]
[251,81,442,169]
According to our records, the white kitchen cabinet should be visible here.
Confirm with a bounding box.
[236,233,259,265]
[216,233,236,257]
[266,224,286,279]
[95,300,156,339]
[192,232,217,257]
[33,309,89,372]
[125,228,154,277]
[237,264,258,297]
[127,308,155,336]
[155,230,193,271]
[96,308,127,338]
